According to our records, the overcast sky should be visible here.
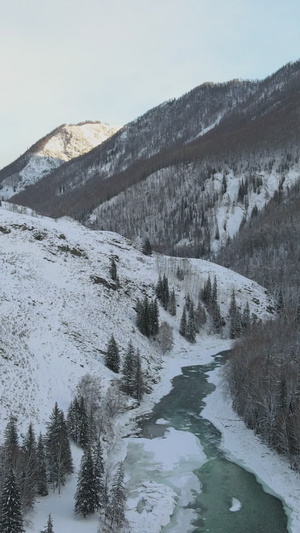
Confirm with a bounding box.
[1,0,300,168]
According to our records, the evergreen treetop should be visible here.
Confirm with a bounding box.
[0,467,24,533]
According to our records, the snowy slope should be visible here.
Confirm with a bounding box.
[90,156,300,256]
[0,200,275,430]
[0,122,120,199]
[0,202,275,531]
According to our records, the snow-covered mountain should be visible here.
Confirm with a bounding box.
[0,201,276,531]
[0,202,274,432]
[0,121,120,199]
[7,59,300,258]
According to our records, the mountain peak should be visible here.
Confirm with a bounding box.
[0,121,121,200]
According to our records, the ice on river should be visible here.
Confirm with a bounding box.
[229,497,242,512]
[125,427,207,531]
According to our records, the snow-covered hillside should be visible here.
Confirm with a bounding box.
[0,122,120,199]
[0,200,276,428]
[90,155,300,256]
[0,202,275,531]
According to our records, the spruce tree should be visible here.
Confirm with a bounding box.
[122,341,136,396]
[186,303,196,343]
[74,447,98,518]
[92,441,104,510]
[149,298,159,336]
[46,403,73,493]
[195,300,206,332]
[78,397,90,450]
[156,274,169,309]
[161,274,169,310]
[135,349,144,401]
[241,301,251,332]
[109,257,118,282]
[0,468,24,533]
[211,276,218,310]
[67,398,80,443]
[212,302,223,333]
[67,395,89,447]
[142,237,152,256]
[168,289,177,316]
[276,290,284,314]
[3,415,20,473]
[107,463,126,529]
[201,275,212,305]
[36,434,48,497]
[41,514,54,533]
[20,422,37,510]
[155,274,163,301]
[179,306,187,337]
[229,290,242,339]
[141,295,150,337]
[105,334,120,373]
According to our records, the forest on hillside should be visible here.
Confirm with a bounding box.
[217,180,300,467]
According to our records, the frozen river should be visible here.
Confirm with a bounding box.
[125,352,288,532]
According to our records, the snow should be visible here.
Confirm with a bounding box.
[229,497,242,512]
[0,201,294,532]
[0,122,121,200]
[202,366,300,533]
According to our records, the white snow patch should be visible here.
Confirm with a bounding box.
[229,497,242,512]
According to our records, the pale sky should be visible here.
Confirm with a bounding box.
[1,0,300,168]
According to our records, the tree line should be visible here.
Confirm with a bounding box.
[0,371,132,532]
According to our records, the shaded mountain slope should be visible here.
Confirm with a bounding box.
[8,60,300,257]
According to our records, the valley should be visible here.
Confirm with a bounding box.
[1,57,300,532]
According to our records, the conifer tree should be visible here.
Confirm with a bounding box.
[67,396,89,449]
[186,303,196,343]
[149,298,159,336]
[109,257,118,282]
[195,299,206,332]
[46,403,73,494]
[155,274,169,309]
[135,349,144,402]
[241,301,251,332]
[229,290,242,339]
[161,274,169,310]
[106,463,126,529]
[168,289,177,316]
[276,290,284,314]
[142,237,152,256]
[212,302,223,333]
[0,468,24,533]
[20,422,37,510]
[136,297,159,337]
[92,441,104,511]
[185,293,192,312]
[78,397,90,450]
[36,434,48,497]
[41,514,54,533]
[155,274,163,301]
[179,306,187,338]
[212,276,218,310]
[201,275,212,305]
[122,341,136,396]
[74,447,98,518]
[105,334,120,373]
[67,398,80,443]
[3,415,20,473]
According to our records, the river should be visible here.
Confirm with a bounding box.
[124,351,288,532]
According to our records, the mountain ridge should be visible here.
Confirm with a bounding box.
[4,59,300,258]
[0,121,120,200]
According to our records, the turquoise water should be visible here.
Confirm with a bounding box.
[130,353,288,532]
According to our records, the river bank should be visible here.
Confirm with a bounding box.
[125,336,300,532]
[202,366,300,533]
